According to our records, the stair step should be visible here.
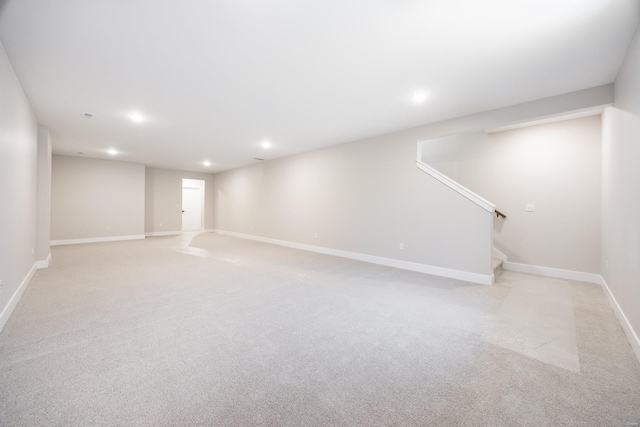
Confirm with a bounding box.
[492,258,503,272]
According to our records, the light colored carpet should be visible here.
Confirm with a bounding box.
[0,232,639,426]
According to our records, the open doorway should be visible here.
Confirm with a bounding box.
[182,178,205,231]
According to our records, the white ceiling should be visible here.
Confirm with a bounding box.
[1,0,638,172]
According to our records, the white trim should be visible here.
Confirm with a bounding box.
[492,247,508,263]
[51,235,145,246]
[35,253,52,269]
[415,160,495,213]
[145,229,215,237]
[502,261,601,284]
[182,178,206,232]
[0,262,37,333]
[145,231,183,237]
[600,276,640,364]
[484,106,608,134]
[213,229,493,285]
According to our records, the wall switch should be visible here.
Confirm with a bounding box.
[399,243,404,250]
[159,222,163,227]
[605,260,609,270]
[314,232,318,239]
[31,247,34,255]
[526,204,535,212]
[106,225,111,231]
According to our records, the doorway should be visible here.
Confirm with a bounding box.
[182,179,205,231]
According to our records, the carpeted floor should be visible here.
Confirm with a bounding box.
[0,232,639,426]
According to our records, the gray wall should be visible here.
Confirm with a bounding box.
[415,85,613,140]
[421,116,602,273]
[214,128,494,276]
[213,86,613,278]
[36,126,52,262]
[50,160,214,240]
[602,26,640,351]
[145,167,214,234]
[51,156,145,242]
[0,40,39,326]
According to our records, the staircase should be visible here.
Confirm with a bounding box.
[492,257,504,280]
[416,157,508,284]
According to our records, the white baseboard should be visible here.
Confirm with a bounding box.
[146,229,215,237]
[600,276,640,364]
[51,235,145,246]
[35,253,52,269]
[145,231,182,237]
[213,229,493,285]
[492,247,508,263]
[503,261,602,284]
[0,262,37,333]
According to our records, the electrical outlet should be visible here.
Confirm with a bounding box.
[314,232,318,239]
[526,204,535,212]
[106,225,110,231]
[399,243,404,250]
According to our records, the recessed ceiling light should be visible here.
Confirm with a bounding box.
[203,161,211,167]
[129,113,144,123]
[107,149,118,156]
[260,140,271,149]
[412,92,428,103]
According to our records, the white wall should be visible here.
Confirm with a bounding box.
[214,127,495,280]
[0,40,39,330]
[417,85,613,140]
[602,25,640,359]
[145,167,214,235]
[51,156,146,243]
[36,126,52,264]
[421,116,602,273]
[213,86,613,283]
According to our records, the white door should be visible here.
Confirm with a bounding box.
[182,186,202,231]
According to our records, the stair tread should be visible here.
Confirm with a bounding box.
[492,258,503,271]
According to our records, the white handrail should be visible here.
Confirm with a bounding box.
[415,160,495,213]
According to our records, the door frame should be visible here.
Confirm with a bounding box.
[182,178,205,231]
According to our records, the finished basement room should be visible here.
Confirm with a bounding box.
[1,1,640,425]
